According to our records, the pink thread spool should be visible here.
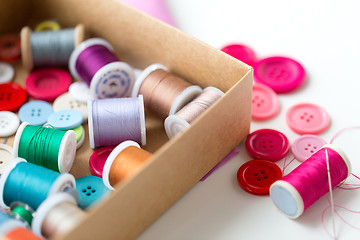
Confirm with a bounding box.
[69,38,135,99]
[270,144,351,219]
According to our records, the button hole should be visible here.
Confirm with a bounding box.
[261,171,265,174]
[82,189,86,192]
[257,178,261,181]
[254,173,258,176]
[87,186,91,189]
[263,176,268,179]
[86,193,91,196]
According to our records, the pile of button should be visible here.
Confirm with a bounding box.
[221,44,330,195]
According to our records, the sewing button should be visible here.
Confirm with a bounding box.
[221,44,256,66]
[237,159,282,195]
[0,82,27,112]
[286,103,330,135]
[292,135,327,162]
[89,146,115,177]
[252,83,279,121]
[0,34,21,62]
[0,111,20,137]
[245,129,290,162]
[76,176,110,209]
[0,62,14,83]
[69,81,92,103]
[0,144,13,174]
[19,100,53,126]
[47,109,83,130]
[25,68,71,102]
[253,56,305,93]
[53,92,88,122]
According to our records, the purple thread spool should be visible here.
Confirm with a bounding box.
[87,96,146,148]
[69,38,135,99]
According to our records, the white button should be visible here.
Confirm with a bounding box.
[69,81,92,103]
[53,92,88,122]
[0,144,13,174]
[0,111,20,137]
[0,62,14,83]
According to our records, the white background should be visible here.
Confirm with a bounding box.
[138,1,360,239]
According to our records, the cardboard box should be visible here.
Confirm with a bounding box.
[0,0,253,239]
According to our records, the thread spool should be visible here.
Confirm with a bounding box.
[69,38,135,99]
[131,63,202,119]
[0,212,40,239]
[21,24,85,71]
[270,144,351,219]
[8,202,34,228]
[0,158,76,210]
[13,122,77,173]
[165,86,224,139]
[103,140,152,190]
[88,96,146,148]
[32,192,85,238]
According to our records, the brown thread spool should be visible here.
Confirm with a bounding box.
[131,63,202,119]
[102,141,152,190]
[31,193,85,238]
[165,86,224,139]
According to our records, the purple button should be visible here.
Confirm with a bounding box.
[291,135,327,162]
[221,44,256,66]
[253,56,305,93]
[245,129,290,162]
[89,146,115,177]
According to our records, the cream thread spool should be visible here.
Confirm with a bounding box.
[32,192,85,238]
[165,86,224,139]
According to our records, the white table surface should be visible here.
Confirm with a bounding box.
[138,1,360,239]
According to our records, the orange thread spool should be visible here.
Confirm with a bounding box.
[103,141,152,190]
[131,64,202,119]
[5,227,42,240]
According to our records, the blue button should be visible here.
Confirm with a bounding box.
[76,176,110,209]
[18,100,53,126]
[47,109,83,130]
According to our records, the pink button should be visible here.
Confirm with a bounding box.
[221,44,256,66]
[292,135,327,162]
[286,103,330,135]
[25,68,71,102]
[245,129,290,162]
[253,56,305,93]
[89,146,116,177]
[252,83,280,121]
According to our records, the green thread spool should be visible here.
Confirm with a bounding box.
[8,202,34,227]
[0,158,76,211]
[13,122,77,173]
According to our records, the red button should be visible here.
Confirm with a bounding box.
[221,44,256,66]
[237,159,282,195]
[25,68,72,102]
[245,129,290,162]
[0,34,21,63]
[253,56,305,93]
[89,146,116,177]
[0,82,27,112]
[252,83,280,121]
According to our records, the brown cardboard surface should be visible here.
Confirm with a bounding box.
[0,0,252,239]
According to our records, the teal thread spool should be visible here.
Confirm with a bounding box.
[21,24,85,71]
[0,158,76,211]
[13,122,77,173]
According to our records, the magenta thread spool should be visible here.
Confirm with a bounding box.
[87,96,146,149]
[270,144,352,219]
[164,86,224,139]
[69,38,135,99]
